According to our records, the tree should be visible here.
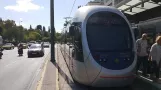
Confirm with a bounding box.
[0,18,49,43]
[55,32,61,42]
[0,27,3,35]
[4,20,16,29]
[0,18,2,23]
[24,35,29,42]
[43,26,46,32]
[48,27,51,33]
[30,25,32,30]
[64,20,71,27]
[42,37,50,42]
[28,32,41,41]
[36,25,42,31]
[44,31,49,37]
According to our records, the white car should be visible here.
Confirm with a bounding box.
[43,42,50,48]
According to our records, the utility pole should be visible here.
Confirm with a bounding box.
[50,0,55,62]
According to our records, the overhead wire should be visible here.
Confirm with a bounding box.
[69,0,77,17]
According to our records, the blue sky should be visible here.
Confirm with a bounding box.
[0,0,90,32]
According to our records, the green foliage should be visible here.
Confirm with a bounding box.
[42,37,50,42]
[28,31,41,41]
[43,26,46,32]
[36,25,42,31]
[0,18,49,43]
[55,32,61,42]
[30,25,32,30]
[64,20,71,27]
[0,27,3,35]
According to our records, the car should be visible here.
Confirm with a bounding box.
[2,43,14,50]
[29,41,36,43]
[27,41,37,47]
[27,43,34,47]
[28,44,44,57]
[18,43,27,49]
[43,42,50,48]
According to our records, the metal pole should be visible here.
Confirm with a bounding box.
[50,0,55,62]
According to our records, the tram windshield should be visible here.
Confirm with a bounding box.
[86,11,133,52]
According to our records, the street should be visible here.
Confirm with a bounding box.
[0,45,160,90]
[0,47,50,90]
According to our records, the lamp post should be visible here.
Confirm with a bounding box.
[50,0,55,62]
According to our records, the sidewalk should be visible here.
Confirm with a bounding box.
[37,45,59,90]
[40,61,57,90]
[36,44,86,90]
[38,44,85,90]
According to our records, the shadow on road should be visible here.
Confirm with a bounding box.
[17,55,23,57]
[50,60,135,90]
[51,61,73,83]
[27,55,44,58]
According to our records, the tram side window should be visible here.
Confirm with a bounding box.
[73,23,83,62]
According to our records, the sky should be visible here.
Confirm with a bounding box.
[0,0,90,32]
[1,0,159,33]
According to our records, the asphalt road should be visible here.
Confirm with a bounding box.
[0,47,50,90]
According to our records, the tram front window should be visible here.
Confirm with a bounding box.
[86,12,133,52]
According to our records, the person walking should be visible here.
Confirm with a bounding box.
[136,33,148,76]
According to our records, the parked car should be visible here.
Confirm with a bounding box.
[27,41,37,47]
[18,43,27,49]
[43,42,50,48]
[27,43,34,47]
[2,43,14,50]
[28,44,44,57]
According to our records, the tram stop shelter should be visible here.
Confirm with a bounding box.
[117,0,161,46]
[117,0,161,22]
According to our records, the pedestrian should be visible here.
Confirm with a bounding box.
[149,36,161,81]
[136,33,148,76]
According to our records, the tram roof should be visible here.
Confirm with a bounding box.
[72,6,126,23]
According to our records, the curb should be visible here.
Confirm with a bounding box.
[27,52,50,90]
[56,44,60,90]
[136,75,161,90]
[35,53,50,90]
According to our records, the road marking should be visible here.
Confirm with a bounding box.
[36,54,49,90]
[56,44,59,90]
[36,44,59,90]
[56,63,59,90]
